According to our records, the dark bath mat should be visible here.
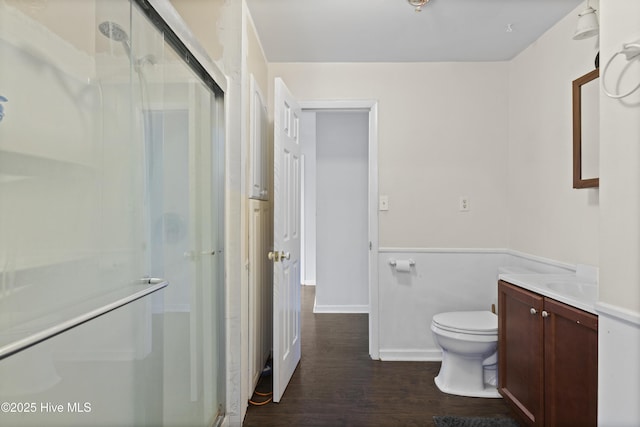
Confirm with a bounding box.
[433,416,520,427]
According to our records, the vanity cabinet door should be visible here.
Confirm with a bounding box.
[543,298,598,427]
[498,280,545,427]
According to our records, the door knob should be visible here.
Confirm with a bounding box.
[268,251,281,262]
[541,310,549,318]
[268,251,291,262]
[530,308,538,315]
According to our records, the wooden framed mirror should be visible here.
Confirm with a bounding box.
[572,68,600,189]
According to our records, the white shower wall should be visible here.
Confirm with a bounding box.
[0,0,143,341]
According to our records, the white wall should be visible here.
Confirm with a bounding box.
[508,4,599,267]
[377,249,573,360]
[300,111,317,285]
[378,250,507,360]
[269,62,510,249]
[597,0,640,425]
[598,0,640,315]
[314,111,369,312]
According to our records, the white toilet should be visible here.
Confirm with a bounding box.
[431,310,501,398]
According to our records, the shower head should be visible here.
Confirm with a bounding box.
[98,21,156,72]
[99,21,129,42]
[98,21,132,59]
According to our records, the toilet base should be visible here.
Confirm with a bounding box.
[434,351,501,398]
[434,375,502,398]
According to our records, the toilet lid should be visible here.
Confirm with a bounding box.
[432,311,497,335]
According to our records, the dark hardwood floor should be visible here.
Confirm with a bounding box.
[243,286,519,427]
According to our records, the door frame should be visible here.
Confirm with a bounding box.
[298,99,380,359]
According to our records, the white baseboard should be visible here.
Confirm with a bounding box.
[378,348,442,362]
[312,302,369,314]
[302,280,316,286]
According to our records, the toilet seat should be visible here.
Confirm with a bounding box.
[432,311,497,336]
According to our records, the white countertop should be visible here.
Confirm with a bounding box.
[498,273,598,314]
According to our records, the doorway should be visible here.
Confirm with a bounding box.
[299,100,379,357]
[246,98,379,407]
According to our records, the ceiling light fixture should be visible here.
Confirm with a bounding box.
[408,0,431,13]
[573,0,599,40]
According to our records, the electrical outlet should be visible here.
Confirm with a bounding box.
[459,196,470,212]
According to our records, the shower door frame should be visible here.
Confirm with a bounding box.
[136,1,228,424]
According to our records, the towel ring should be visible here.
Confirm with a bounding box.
[602,43,640,99]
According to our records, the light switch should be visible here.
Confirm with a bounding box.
[379,195,389,211]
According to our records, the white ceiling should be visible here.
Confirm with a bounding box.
[246,0,584,62]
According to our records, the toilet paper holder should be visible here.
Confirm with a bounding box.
[388,259,415,267]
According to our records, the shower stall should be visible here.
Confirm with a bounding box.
[0,0,226,426]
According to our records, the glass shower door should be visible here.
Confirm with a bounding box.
[138,11,225,421]
[0,1,165,425]
[0,1,225,426]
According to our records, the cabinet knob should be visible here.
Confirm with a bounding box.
[542,310,549,318]
[530,308,538,315]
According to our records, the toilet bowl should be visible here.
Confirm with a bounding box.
[431,310,501,398]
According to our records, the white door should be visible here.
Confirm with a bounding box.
[271,78,302,403]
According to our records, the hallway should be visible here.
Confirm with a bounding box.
[243,286,517,426]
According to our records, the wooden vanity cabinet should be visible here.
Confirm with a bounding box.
[543,297,598,427]
[498,280,544,426]
[498,280,598,427]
